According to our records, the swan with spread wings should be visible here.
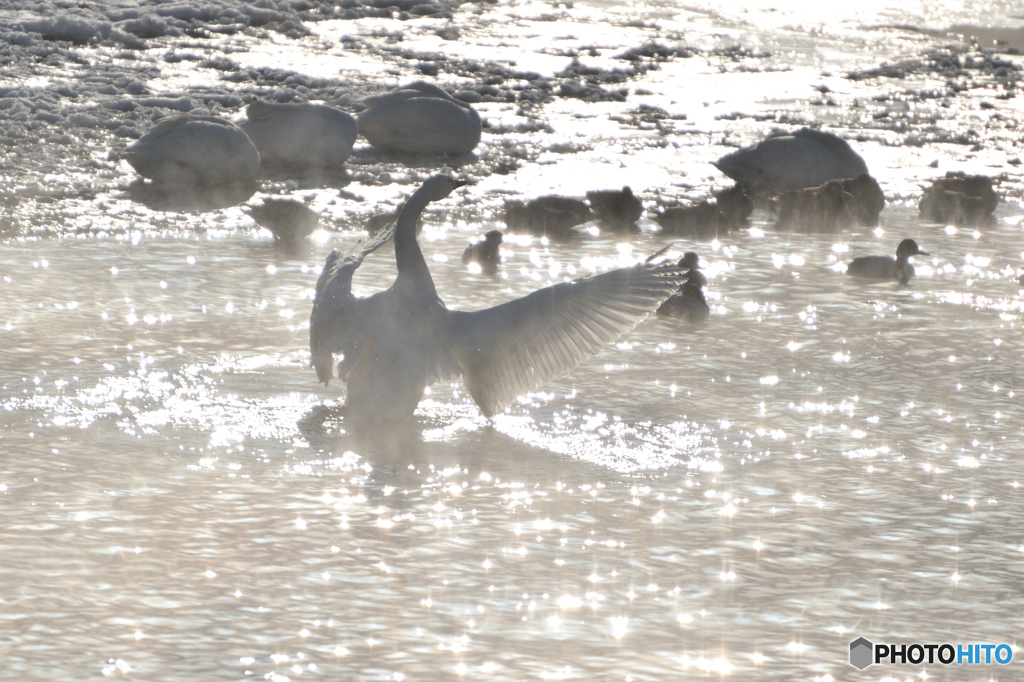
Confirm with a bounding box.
[310,175,685,423]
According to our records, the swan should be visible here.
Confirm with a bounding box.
[847,238,928,285]
[714,128,868,195]
[240,101,357,168]
[309,175,686,423]
[356,82,482,156]
[461,230,503,274]
[123,114,260,186]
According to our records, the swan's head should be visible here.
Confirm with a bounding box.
[422,174,467,202]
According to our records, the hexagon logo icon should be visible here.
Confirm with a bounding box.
[849,637,873,670]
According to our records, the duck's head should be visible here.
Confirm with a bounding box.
[483,229,503,245]
[678,251,701,270]
[421,174,467,202]
[896,238,928,259]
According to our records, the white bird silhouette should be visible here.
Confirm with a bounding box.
[310,175,685,422]
[123,114,260,186]
[356,82,482,156]
[240,101,357,168]
[714,128,868,194]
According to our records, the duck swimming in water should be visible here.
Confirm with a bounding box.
[504,195,593,239]
[245,198,320,250]
[773,174,885,233]
[847,238,928,285]
[310,175,686,423]
[461,229,503,274]
[653,184,753,240]
[675,251,707,287]
[657,252,710,324]
[919,172,998,227]
[656,279,710,325]
[587,186,643,231]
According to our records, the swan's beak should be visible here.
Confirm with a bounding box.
[450,178,469,189]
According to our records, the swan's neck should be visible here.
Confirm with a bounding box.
[394,184,437,295]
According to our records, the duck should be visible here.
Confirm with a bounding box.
[586,186,643,231]
[356,82,482,156]
[240,100,357,168]
[461,230,503,274]
[773,180,853,233]
[653,185,753,239]
[713,183,755,226]
[676,251,707,287]
[656,280,710,324]
[773,174,885,233]
[847,238,928,285]
[919,172,998,227]
[657,253,710,323]
[245,198,320,249]
[654,202,729,240]
[122,114,260,186]
[309,175,686,423]
[838,174,885,225]
[504,195,593,239]
[714,128,868,195]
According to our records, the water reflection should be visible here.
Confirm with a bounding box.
[124,180,258,213]
[255,166,354,190]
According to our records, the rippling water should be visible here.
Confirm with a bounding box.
[3,0,1024,679]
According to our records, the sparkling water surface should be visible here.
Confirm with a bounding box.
[2,0,1024,680]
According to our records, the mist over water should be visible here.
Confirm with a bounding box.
[2,0,1024,679]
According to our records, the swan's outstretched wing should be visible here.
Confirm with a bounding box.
[313,222,395,308]
[447,263,685,416]
[309,223,396,383]
[643,243,676,265]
